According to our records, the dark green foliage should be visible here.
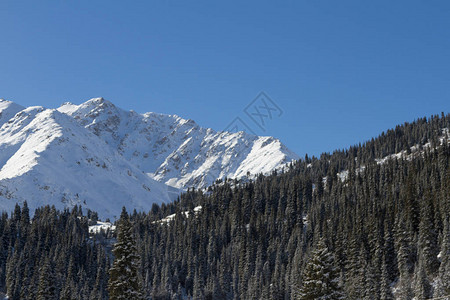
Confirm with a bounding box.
[297,239,345,299]
[37,258,56,300]
[108,207,144,300]
[436,217,450,297]
[0,205,110,300]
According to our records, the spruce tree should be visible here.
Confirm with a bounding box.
[108,207,144,300]
[36,257,57,300]
[298,239,345,300]
[436,217,450,297]
[413,259,432,300]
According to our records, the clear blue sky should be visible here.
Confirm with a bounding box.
[1,1,449,157]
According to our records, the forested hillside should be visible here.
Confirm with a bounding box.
[0,205,111,299]
[0,113,448,299]
[133,114,449,299]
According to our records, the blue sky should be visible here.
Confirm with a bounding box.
[1,1,449,157]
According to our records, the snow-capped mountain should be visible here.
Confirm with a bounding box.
[58,98,299,189]
[0,97,298,218]
[0,99,24,127]
[0,101,177,219]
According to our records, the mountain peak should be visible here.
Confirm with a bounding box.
[59,98,299,189]
[0,99,25,127]
[84,97,114,107]
[0,104,178,218]
[0,97,298,217]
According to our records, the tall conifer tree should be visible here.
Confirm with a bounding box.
[108,207,144,300]
[298,239,345,300]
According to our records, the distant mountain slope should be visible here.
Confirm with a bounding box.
[58,98,299,188]
[0,102,177,219]
[0,98,298,218]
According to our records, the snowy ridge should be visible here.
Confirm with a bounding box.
[0,98,298,218]
[0,104,178,219]
[58,98,299,189]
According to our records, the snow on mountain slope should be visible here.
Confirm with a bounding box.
[0,99,24,127]
[0,105,177,219]
[0,97,297,218]
[335,128,450,183]
[58,98,299,189]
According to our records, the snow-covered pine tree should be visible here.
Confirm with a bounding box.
[298,238,345,300]
[413,258,432,300]
[436,217,450,297]
[36,257,57,300]
[108,207,144,300]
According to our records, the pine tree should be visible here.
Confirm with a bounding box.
[418,190,439,275]
[36,257,57,300]
[380,257,394,300]
[436,217,450,297]
[413,259,432,300]
[108,207,144,300]
[298,239,345,300]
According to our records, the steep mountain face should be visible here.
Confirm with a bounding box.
[0,102,177,219]
[58,98,299,188]
[0,98,298,218]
